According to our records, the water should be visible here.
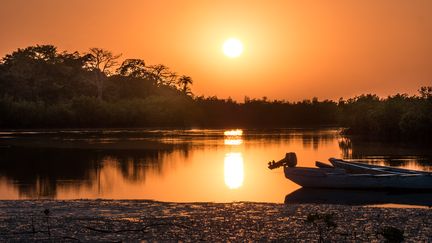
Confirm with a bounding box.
[0,128,431,203]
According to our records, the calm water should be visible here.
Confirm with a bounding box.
[0,128,431,203]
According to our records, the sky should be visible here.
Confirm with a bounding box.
[1,0,431,101]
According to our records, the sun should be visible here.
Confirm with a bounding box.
[223,38,243,58]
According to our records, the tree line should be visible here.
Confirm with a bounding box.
[339,89,432,140]
[0,45,431,140]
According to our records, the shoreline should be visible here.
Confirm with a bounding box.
[0,200,430,241]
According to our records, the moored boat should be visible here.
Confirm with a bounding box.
[284,166,432,190]
[329,158,431,175]
[269,153,432,190]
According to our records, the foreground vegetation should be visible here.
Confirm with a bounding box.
[0,45,431,140]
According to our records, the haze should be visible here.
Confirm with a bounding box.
[1,0,431,101]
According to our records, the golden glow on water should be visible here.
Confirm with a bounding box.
[224,138,243,146]
[224,129,243,136]
[0,129,430,206]
[224,153,244,189]
[0,129,350,202]
[366,204,430,209]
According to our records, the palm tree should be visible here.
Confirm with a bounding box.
[178,75,193,95]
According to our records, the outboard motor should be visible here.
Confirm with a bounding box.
[284,152,297,168]
[268,152,297,169]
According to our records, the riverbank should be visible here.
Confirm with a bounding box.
[0,200,430,242]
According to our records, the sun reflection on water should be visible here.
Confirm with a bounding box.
[224,138,243,145]
[224,129,243,136]
[6,128,429,204]
[224,152,244,189]
[224,129,243,146]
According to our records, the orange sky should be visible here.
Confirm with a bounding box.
[1,0,431,101]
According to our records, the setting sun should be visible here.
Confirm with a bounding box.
[223,38,243,58]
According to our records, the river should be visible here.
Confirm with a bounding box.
[0,128,431,203]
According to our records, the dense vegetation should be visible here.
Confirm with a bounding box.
[339,89,432,140]
[0,45,431,140]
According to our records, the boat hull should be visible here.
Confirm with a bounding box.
[284,167,432,190]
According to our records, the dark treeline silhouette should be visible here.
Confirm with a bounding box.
[194,96,339,127]
[0,45,431,140]
[339,89,432,140]
[0,45,196,127]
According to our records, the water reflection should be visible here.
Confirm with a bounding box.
[223,130,244,189]
[338,137,432,171]
[224,129,243,136]
[0,148,99,198]
[224,139,243,146]
[285,188,432,207]
[224,153,244,189]
[0,147,185,199]
[0,128,430,202]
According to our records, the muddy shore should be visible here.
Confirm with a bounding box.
[0,200,431,242]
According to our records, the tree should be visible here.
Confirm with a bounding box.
[0,45,88,101]
[2,45,58,65]
[167,72,178,87]
[1,45,59,82]
[107,59,156,100]
[178,75,193,95]
[117,59,146,78]
[147,64,174,86]
[85,48,121,99]
[419,86,432,99]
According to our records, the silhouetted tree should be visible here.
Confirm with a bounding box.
[419,86,432,99]
[178,75,193,94]
[147,64,179,87]
[0,45,94,101]
[117,59,146,78]
[167,72,178,87]
[85,48,121,99]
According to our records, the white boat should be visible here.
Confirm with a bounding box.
[329,158,431,175]
[284,166,432,190]
[272,153,432,190]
